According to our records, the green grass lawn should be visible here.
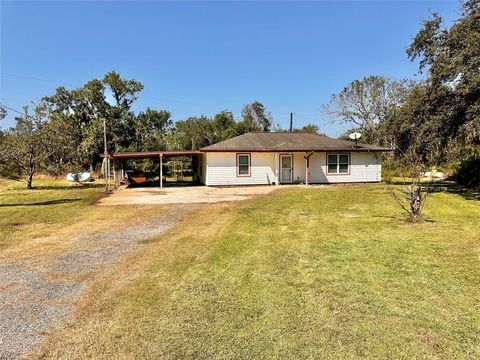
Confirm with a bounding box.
[0,178,105,248]
[37,185,480,359]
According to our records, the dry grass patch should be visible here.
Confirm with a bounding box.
[0,178,173,263]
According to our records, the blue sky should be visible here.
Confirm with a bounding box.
[1,1,459,135]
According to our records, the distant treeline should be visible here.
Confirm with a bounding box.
[0,71,320,188]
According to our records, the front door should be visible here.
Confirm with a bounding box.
[280,155,293,183]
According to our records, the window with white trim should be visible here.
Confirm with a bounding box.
[237,154,251,176]
[327,154,350,174]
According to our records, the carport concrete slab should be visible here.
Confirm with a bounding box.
[96,185,283,205]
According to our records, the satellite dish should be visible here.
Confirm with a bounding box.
[349,132,362,140]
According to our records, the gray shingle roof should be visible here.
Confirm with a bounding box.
[201,132,392,152]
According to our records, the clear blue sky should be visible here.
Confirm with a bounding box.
[0,0,460,135]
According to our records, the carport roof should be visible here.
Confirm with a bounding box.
[104,150,202,159]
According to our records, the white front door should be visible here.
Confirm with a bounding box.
[280,155,293,183]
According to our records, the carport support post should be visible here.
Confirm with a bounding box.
[113,160,116,186]
[304,152,313,186]
[159,154,163,188]
[305,154,309,186]
[274,152,279,185]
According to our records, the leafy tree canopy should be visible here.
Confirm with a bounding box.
[239,101,273,133]
[323,75,413,145]
[1,105,50,188]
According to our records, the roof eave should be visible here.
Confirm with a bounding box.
[100,150,203,159]
[201,148,395,152]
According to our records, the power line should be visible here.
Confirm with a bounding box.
[0,72,76,87]
[0,103,37,121]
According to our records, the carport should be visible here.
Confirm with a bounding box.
[104,150,203,189]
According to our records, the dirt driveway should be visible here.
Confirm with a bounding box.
[0,204,195,359]
[97,185,282,205]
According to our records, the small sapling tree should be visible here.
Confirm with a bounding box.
[2,104,49,189]
[387,160,433,222]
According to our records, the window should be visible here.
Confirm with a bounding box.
[327,153,350,174]
[237,154,251,176]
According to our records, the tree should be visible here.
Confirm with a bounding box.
[0,105,6,120]
[323,76,413,145]
[43,71,146,169]
[2,105,49,188]
[134,109,172,151]
[0,130,11,177]
[212,110,237,141]
[454,145,480,188]
[101,71,144,152]
[404,0,480,162]
[44,112,84,175]
[277,123,323,135]
[170,110,241,151]
[43,80,109,169]
[292,124,322,135]
[103,71,144,110]
[386,158,433,222]
[388,176,432,223]
[238,101,273,133]
[102,71,144,151]
[171,116,216,150]
[0,107,10,176]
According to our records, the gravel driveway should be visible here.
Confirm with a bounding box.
[96,184,280,205]
[0,204,193,359]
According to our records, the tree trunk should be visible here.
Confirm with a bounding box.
[27,172,34,189]
[27,162,35,189]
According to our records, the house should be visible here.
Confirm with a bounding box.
[198,132,392,186]
[105,132,392,187]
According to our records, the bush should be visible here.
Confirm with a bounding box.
[454,146,480,188]
[0,159,22,179]
[381,159,404,183]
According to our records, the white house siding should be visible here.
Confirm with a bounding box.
[274,152,381,184]
[309,152,382,183]
[204,151,382,186]
[292,152,307,183]
[205,152,276,186]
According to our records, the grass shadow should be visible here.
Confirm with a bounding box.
[372,215,405,221]
[29,184,104,191]
[429,181,480,201]
[0,198,81,207]
[372,214,437,223]
[382,179,479,201]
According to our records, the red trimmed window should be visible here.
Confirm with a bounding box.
[237,154,251,176]
[327,154,349,174]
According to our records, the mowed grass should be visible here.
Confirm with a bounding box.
[0,178,105,249]
[36,185,480,359]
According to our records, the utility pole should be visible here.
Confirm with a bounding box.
[103,117,109,191]
[289,112,294,132]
